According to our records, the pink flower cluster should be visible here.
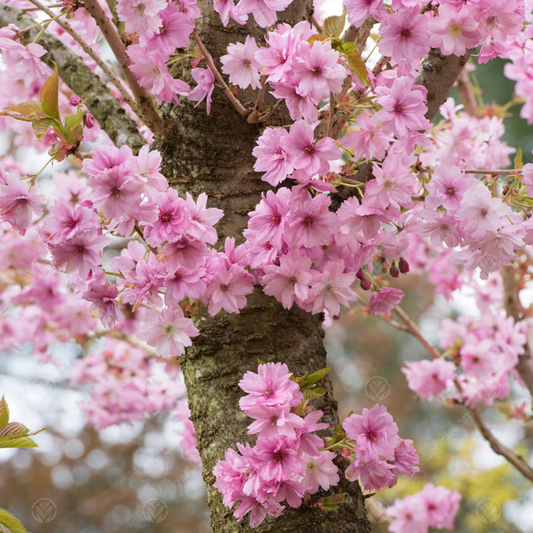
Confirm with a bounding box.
[214,363,339,527]
[387,483,461,533]
[342,404,419,491]
[214,365,419,527]
[70,337,183,429]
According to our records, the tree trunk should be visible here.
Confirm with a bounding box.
[157,2,369,532]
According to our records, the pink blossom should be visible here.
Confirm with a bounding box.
[344,0,387,28]
[140,306,199,357]
[0,175,43,234]
[308,260,357,317]
[271,82,319,122]
[139,3,194,58]
[368,287,404,315]
[345,457,397,491]
[236,0,293,28]
[0,34,50,82]
[374,76,432,138]
[82,144,134,178]
[252,128,294,186]
[161,235,209,270]
[183,192,223,244]
[205,263,254,315]
[164,266,207,306]
[428,5,481,56]
[89,166,142,222]
[49,233,110,278]
[286,193,336,248]
[262,251,313,309]
[343,404,400,461]
[337,197,390,240]
[132,145,168,200]
[402,358,456,399]
[246,404,305,439]
[39,199,99,245]
[426,164,477,211]
[82,280,123,328]
[341,113,392,161]
[116,0,166,37]
[221,36,261,90]
[255,28,300,84]
[213,0,247,26]
[187,67,215,115]
[379,7,430,65]
[128,45,190,104]
[300,451,340,493]
[292,41,346,101]
[239,362,303,411]
[285,121,341,175]
[387,493,429,533]
[253,436,304,482]
[394,439,419,476]
[246,188,290,251]
[143,188,190,246]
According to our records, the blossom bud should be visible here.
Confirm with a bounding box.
[356,267,365,281]
[84,112,95,129]
[360,278,371,291]
[390,263,399,278]
[399,257,410,274]
[70,95,82,106]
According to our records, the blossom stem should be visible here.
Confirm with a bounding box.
[26,0,140,118]
[133,223,158,255]
[247,75,268,124]
[191,30,247,116]
[82,0,166,135]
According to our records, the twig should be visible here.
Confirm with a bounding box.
[134,223,158,255]
[26,0,140,116]
[247,75,268,124]
[82,0,165,135]
[463,169,521,176]
[456,68,480,118]
[191,30,247,116]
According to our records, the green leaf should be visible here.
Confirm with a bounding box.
[316,493,348,511]
[2,100,45,121]
[0,508,28,533]
[303,368,330,385]
[0,435,37,449]
[64,108,84,131]
[0,423,28,437]
[308,34,327,45]
[340,42,370,87]
[324,13,346,39]
[303,387,326,400]
[32,117,56,141]
[40,63,60,121]
[0,396,8,429]
[257,358,267,365]
[515,148,523,170]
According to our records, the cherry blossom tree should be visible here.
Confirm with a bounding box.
[0,0,533,532]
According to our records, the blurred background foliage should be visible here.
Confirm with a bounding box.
[1,56,533,533]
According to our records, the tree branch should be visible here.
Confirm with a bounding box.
[82,0,166,136]
[0,2,146,153]
[26,0,140,116]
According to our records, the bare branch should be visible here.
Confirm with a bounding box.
[0,2,146,152]
[82,0,165,135]
[26,0,140,116]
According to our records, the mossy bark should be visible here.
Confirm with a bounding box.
[156,2,369,532]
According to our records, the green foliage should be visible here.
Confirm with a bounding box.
[0,508,28,533]
[0,64,86,162]
[0,396,44,449]
[323,12,346,39]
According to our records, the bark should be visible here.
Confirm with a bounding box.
[156,2,370,532]
[0,3,146,153]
